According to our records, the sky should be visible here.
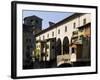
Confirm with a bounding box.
[23,10,74,30]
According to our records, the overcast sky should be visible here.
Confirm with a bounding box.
[23,10,74,30]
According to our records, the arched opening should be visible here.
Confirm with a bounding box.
[63,36,69,54]
[56,38,62,55]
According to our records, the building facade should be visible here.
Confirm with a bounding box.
[35,13,91,67]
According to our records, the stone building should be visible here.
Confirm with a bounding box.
[23,15,42,69]
[35,13,91,67]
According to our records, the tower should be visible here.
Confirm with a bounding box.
[23,15,42,69]
[24,15,42,34]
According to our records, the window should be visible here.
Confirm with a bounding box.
[52,46,54,49]
[65,26,67,32]
[43,35,45,40]
[73,22,76,29]
[36,20,38,23]
[26,39,28,42]
[29,39,31,42]
[52,39,54,42]
[83,18,86,25]
[26,52,30,58]
[27,46,30,50]
[58,29,60,34]
[52,31,54,37]
[72,48,75,53]
[73,31,78,35]
[47,34,49,38]
[30,19,33,22]
[26,38,31,42]
[31,20,36,25]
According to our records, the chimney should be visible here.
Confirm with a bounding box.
[49,22,55,27]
